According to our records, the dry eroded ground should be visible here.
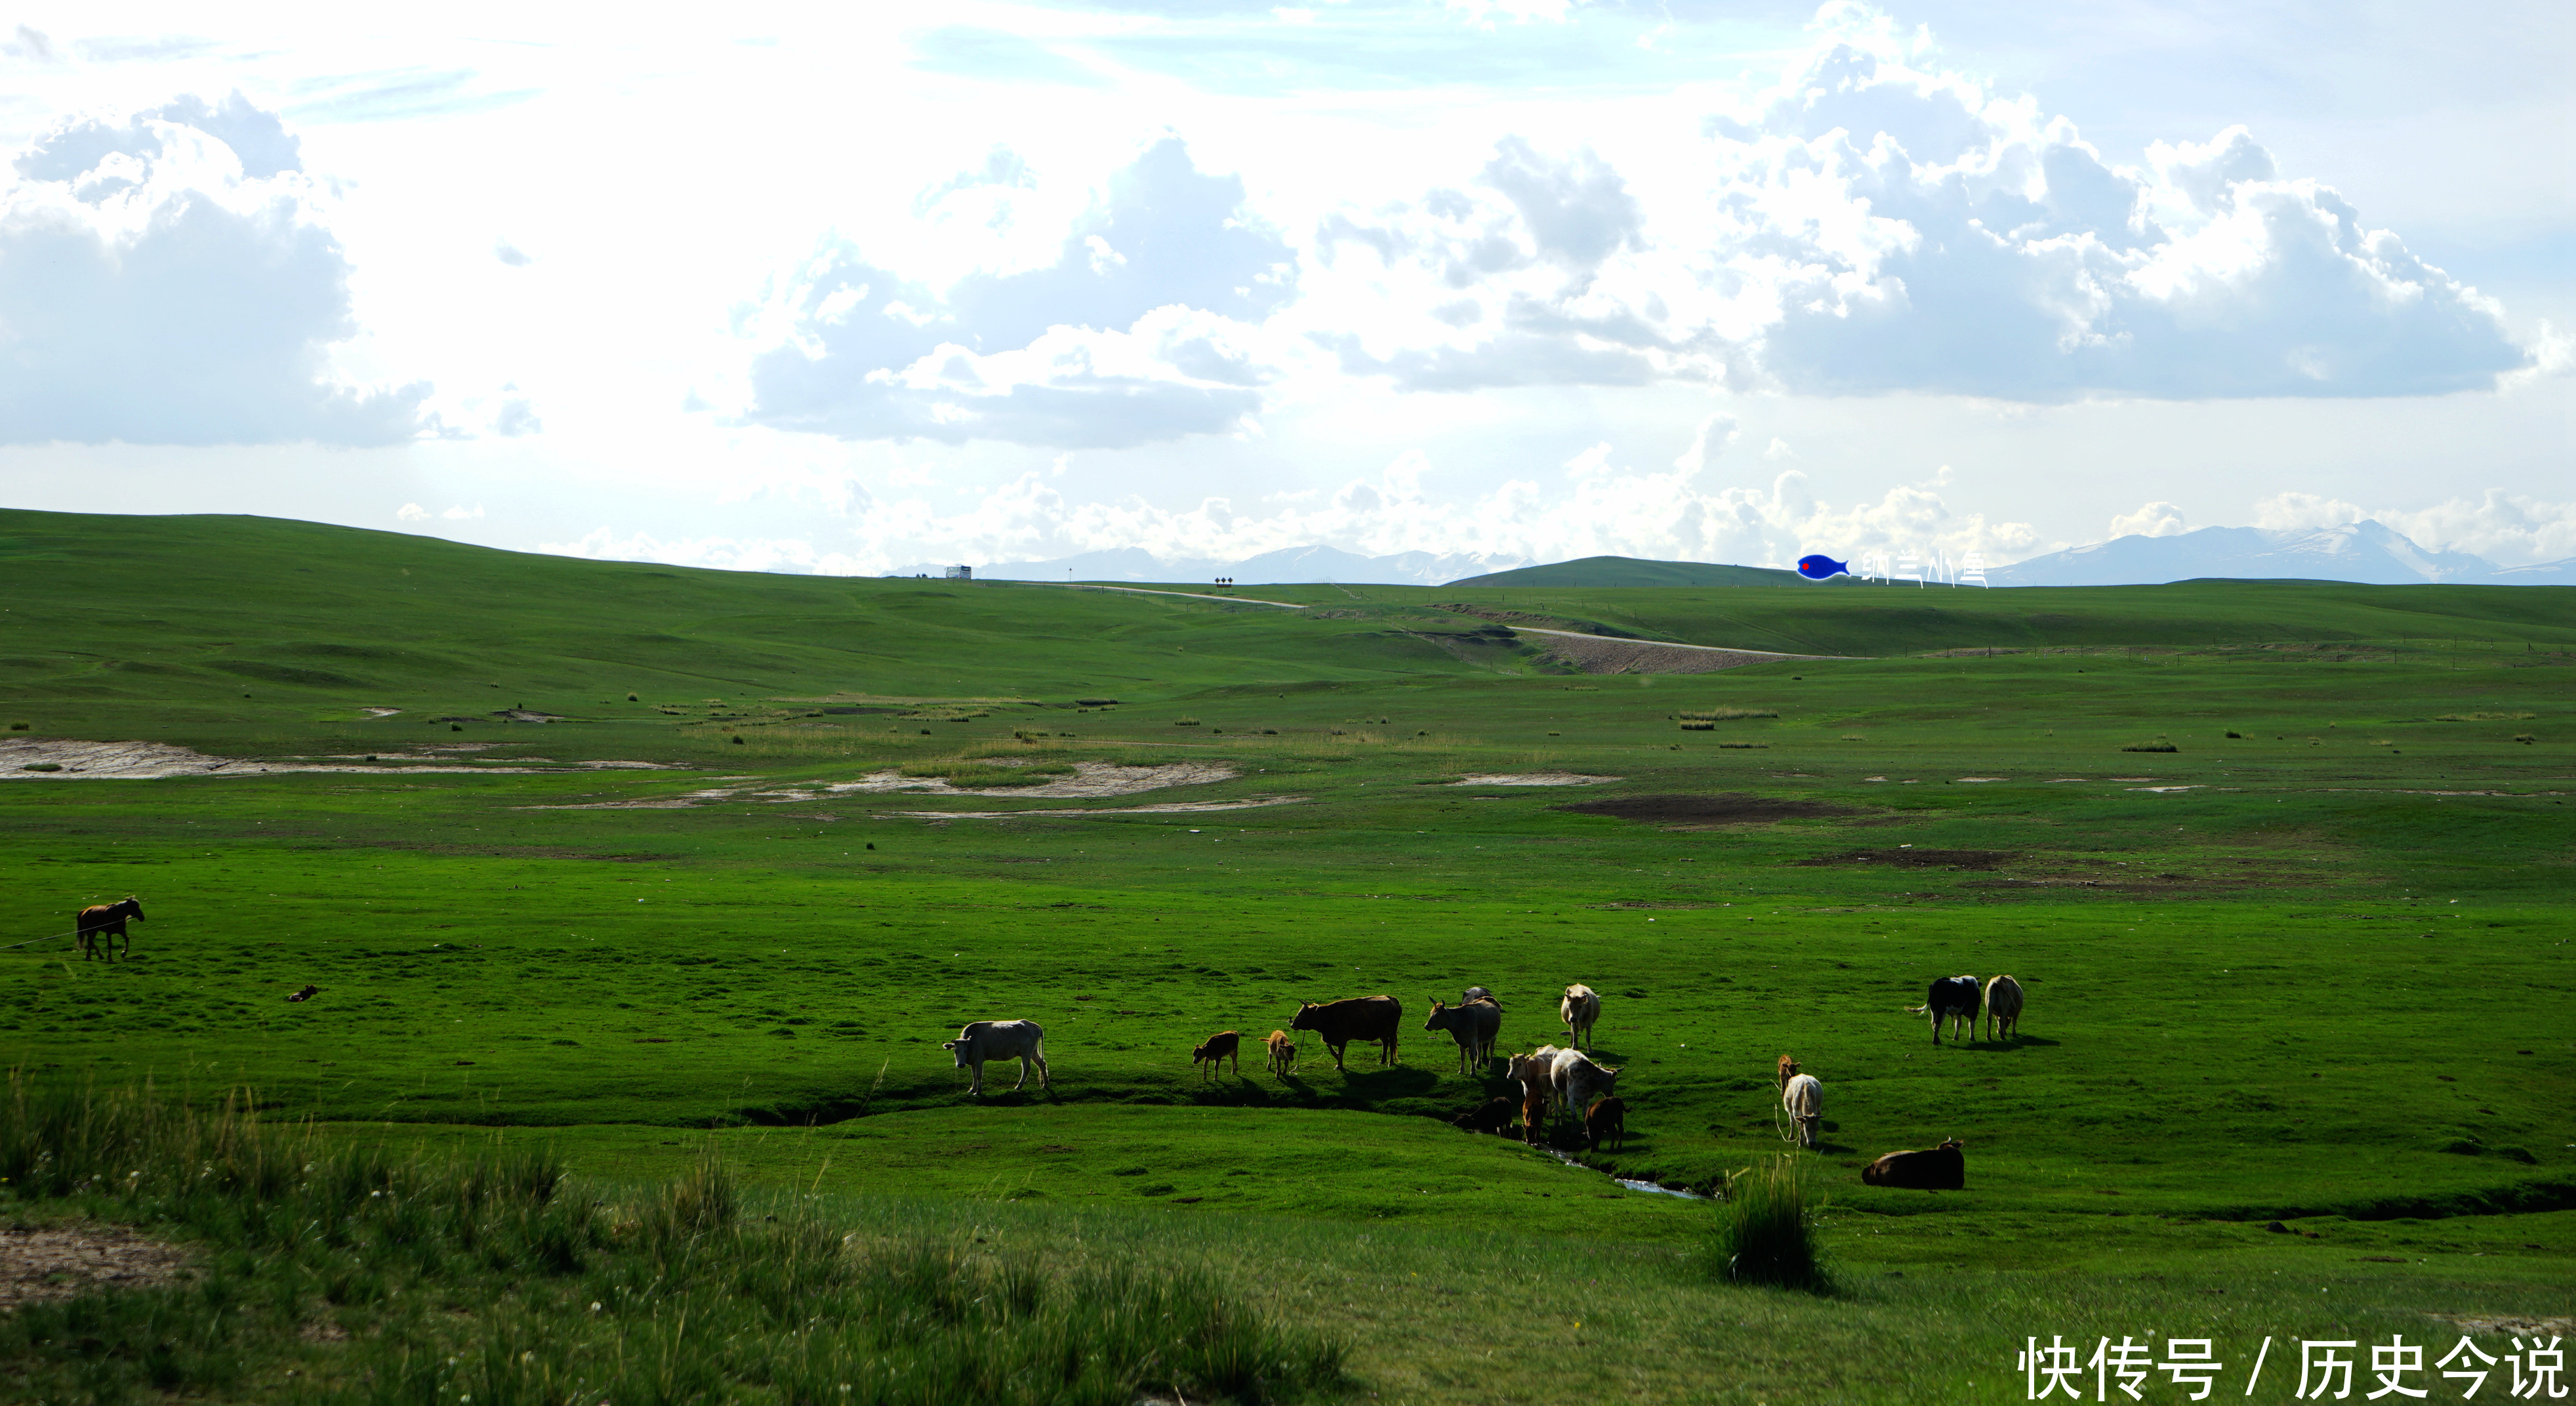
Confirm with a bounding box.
[0,1224,192,1311]
[1,737,678,780]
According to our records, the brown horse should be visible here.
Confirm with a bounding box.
[77,897,144,961]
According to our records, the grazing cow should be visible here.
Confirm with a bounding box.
[1423,999,1503,1075]
[942,1020,1049,1096]
[1560,984,1601,1051]
[1263,1029,1298,1077]
[1781,1073,1823,1149]
[285,985,320,1004]
[75,897,144,962]
[1521,1088,1551,1144]
[1290,995,1402,1071]
[1911,975,1981,1044]
[1984,974,2025,1041]
[1460,985,1503,1010]
[1585,1095,1627,1151]
[1862,1139,1965,1191]
[1193,1030,1241,1083]
[1549,1048,1620,1116]
[1453,1096,1517,1136]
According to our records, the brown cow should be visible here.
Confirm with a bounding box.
[1585,1095,1627,1151]
[1453,1096,1517,1136]
[1862,1140,1965,1191]
[1263,1029,1298,1077]
[1776,1054,1800,1089]
[1290,996,1402,1071]
[1192,1030,1241,1083]
[1521,1088,1551,1144]
[76,897,144,961]
[1424,998,1503,1074]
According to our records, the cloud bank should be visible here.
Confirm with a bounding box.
[0,93,428,445]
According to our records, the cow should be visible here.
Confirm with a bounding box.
[1193,1030,1240,1083]
[1549,1048,1620,1116]
[1585,1095,1627,1152]
[1984,974,2025,1041]
[285,985,320,1004]
[1263,1029,1298,1077]
[1460,985,1503,1010]
[1521,1088,1551,1144]
[1776,1054,1800,1088]
[1782,1073,1823,1149]
[1509,1046,1564,1104]
[1862,1139,1965,1191]
[1453,1095,1517,1136]
[1290,996,1402,1071]
[75,897,144,962]
[1423,999,1503,1075]
[941,1020,1049,1096]
[1910,975,1981,1044]
[1560,984,1601,1051]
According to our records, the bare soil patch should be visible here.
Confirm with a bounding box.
[1449,772,1618,787]
[887,795,1309,820]
[1800,848,2016,870]
[1527,633,1783,675]
[827,761,1236,800]
[0,1224,192,1310]
[1555,793,1860,824]
[2,737,679,780]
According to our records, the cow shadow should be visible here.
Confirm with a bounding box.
[1333,1066,1441,1103]
[1972,1035,2059,1051]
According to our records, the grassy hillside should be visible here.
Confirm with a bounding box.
[1445,554,1810,588]
[3,508,2569,1404]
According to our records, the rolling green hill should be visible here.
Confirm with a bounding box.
[1446,554,1810,588]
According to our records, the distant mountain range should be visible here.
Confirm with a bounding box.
[1984,520,2575,587]
[901,520,2573,590]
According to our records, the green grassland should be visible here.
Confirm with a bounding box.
[3,508,2570,1403]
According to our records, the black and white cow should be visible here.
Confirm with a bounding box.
[1917,976,1980,1044]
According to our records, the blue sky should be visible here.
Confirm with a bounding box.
[0,1,2567,573]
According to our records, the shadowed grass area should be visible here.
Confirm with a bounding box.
[0,1080,1349,1405]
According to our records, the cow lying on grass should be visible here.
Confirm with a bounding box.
[943,1020,1049,1096]
[1862,1139,1965,1191]
[1263,1029,1298,1077]
[1192,1030,1240,1083]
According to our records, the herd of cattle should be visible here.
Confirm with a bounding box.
[945,973,2030,1192]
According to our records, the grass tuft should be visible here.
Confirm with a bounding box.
[1699,1157,1830,1293]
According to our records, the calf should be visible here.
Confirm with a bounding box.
[1585,1095,1627,1151]
[1560,984,1601,1051]
[1453,1096,1517,1136]
[1913,975,1981,1044]
[1424,999,1503,1074]
[1193,1030,1241,1083]
[1781,1073,1822,1149]
[1521,1088,1551,1144]
[942,1019,1049,1096]
[1509,1046,1564,1104]
[1984,974,2025,1041]
[1862,1139,1966,1191]
[1263,1029,1298,1077]
[1776,1054,1800,1088]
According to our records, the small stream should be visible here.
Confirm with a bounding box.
[1545,1148,1709,1199]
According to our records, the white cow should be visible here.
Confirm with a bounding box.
[1560,984,1601,1051]
[1782,1073,1823,1148]
[1549,1048,1620,1115]
[943,1019,1049,1096]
